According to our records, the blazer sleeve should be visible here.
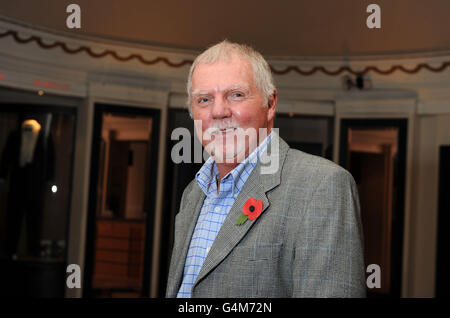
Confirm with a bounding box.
[292,167,366,297]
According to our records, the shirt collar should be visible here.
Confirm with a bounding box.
[195,131,273,197]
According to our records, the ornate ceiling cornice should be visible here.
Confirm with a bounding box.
[1,26,449,77]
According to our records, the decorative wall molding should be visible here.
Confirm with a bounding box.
[88,82,169,108]
[1,16,450,77]
[417,100,450,115]
[1,16,450,116]
[335,97,417,115]
[0,29,193,68]
[277,100,334,116]
[271,61,450,76]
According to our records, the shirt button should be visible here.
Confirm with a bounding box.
[214,206,220,212]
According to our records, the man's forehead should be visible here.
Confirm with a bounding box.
[193,55,252,75]
[191,58,255,93]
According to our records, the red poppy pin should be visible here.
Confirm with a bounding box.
[236,197,263,225]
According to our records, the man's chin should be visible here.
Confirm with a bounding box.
[212,147,247,164]
[214,154,237,164]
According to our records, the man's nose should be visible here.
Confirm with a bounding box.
[211,98,231,119]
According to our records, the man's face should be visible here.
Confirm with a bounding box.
[191,55,275,163]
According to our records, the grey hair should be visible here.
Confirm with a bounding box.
[186,40,275,118]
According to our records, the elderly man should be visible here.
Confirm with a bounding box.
[166,40,366,298]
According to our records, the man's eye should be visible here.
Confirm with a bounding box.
[198,97,210,103]
[230,92,245,99]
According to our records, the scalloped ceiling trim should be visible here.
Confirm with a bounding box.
[1,29,449,76]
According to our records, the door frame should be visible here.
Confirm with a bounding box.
[339,118,407,297]
[65,83,168,298]
[83,103,161,297]
[333,97,416,297]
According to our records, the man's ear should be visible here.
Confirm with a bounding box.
[267,89,277,122]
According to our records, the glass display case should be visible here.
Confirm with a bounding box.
[0,96,76,297]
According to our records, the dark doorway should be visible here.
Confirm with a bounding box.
[275,114,334,160]
[436,145,450,298]
[340,118,407,298]
[83,104,160,298]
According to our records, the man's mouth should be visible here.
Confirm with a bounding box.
[214,127,237,135]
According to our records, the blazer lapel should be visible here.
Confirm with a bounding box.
[193,133,290,288]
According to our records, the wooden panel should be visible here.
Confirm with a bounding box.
[96,250,130,263]
[94,262,128,276]
[92,219,146,290]
[97,221,131,237]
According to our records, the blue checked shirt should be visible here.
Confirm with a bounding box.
[176,132,273,298]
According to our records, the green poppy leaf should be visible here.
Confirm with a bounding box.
[236,214,248,225]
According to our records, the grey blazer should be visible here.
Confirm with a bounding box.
[166,134,366,297]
